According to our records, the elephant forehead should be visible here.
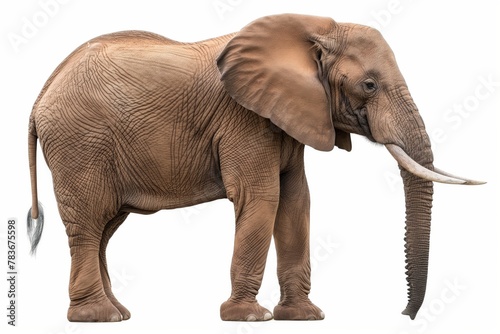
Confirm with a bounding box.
[342,25,396,63]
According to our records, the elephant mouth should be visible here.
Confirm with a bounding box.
[385,144,485,185]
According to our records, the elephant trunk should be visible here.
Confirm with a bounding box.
[373,85,436,320]
[400,166,433,319]
[397,123,434,320]
[381,87,484,318]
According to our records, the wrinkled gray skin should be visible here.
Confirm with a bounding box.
[27,14,480,322]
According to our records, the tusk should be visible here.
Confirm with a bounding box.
[433,167,486,185]
[385,144,466,184]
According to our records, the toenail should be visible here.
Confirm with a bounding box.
[246,314,257,321]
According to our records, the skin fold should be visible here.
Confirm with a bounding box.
[27,14,481,322]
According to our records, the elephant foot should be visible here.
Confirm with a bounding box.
[220,299,273,321]
[273,300,325,320]
[67,297,123,322]
[107,294,131,320]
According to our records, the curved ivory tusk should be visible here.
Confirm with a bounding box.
[433,167,486,185]
[385,144,466,184]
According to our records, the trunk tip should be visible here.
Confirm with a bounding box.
[401,306,418,320]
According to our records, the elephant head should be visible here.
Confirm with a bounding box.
[217,14,483,319]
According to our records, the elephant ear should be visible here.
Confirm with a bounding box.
[217,14,345,152]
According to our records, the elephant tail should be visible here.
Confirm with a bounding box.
[27,118,44,255]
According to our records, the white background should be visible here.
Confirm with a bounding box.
[1,0,499,333]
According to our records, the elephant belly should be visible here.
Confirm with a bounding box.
[121,177,226,213]
[117,137,227,213]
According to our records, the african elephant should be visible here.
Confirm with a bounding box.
[27,14,483,322]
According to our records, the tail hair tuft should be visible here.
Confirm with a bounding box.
[27,202,44,256]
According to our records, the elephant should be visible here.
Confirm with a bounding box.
[26,13,483,322]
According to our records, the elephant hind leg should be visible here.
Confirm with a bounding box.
[50,154,125,321]
[59,196,124,322]
[65,214,123,322]
[99,211,131,320]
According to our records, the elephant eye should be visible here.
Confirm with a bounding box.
[363,79,378,94]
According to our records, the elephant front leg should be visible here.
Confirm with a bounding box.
[273,169,325,320]
[65,222,123,322]
[220,198,278,321]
